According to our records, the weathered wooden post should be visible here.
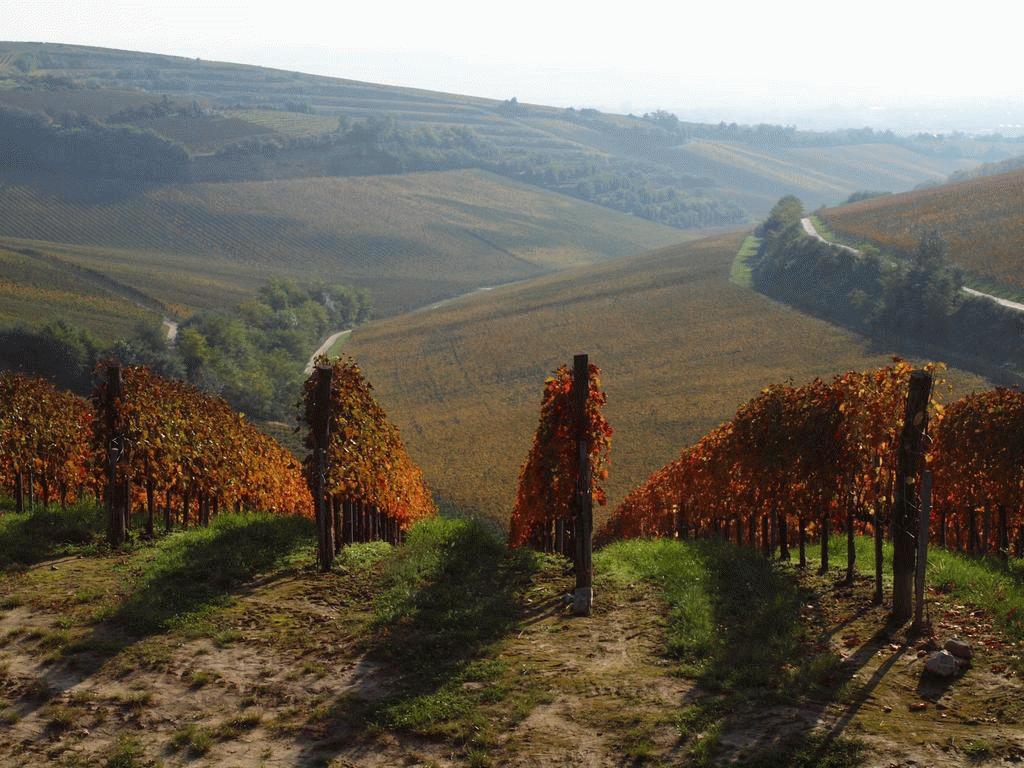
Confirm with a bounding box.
[873,500,884,605]
[311,365,334,571]
[103,365,128,546]
[912,470,932,633]
[572,354,593,616]
[819,513,830,574]
[845,496,856,584]
[892,369,932,623]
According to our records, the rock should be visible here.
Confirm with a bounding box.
[925,650,958,677]
[944,638,972,660]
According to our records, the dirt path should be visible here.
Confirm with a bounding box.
[305,329,351,373]
[801,216,1024,314]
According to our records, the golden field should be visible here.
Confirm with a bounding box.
[345,231,987,526]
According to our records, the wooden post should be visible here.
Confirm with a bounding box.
[145,479,155,538]
[982,507,991,556]
[819,514,830,574]
[845,499,856,584]
[332,496,342,554]
[164,488,173,533]
[892,370,932,623]
[777,510,790,560]
[798,515,807,567]
[343,499,354,544]
[311,365,334,571]
[105,365,127,546]
[912,470,933,633]
[14,472,23,514]
[572,354,593,616]
[998,505,1009,561]
[873,501,884,605]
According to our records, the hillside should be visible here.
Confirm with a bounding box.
[820,168,1024,298]
[344,231,986,524]
[2,42,1016,220]
[0,169,684,327]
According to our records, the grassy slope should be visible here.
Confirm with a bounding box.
[0,169,684,326]
[344,231,987,525]
[2,505,1023,766]
[820,168,1024,295]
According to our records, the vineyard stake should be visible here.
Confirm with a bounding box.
[572,354,593,616]
[872,500,884,604]
[311,365,334,571]
[892,369,932,623]
[912,469,932,634]
[104,365,128,547]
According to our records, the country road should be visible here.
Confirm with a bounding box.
[800,217,1024,314]
[305,329,352,373]
[305,280,529,373]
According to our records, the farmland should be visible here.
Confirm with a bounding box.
[2,42,1017,219]
[344,231,986,525]
[0,169,683,327]
[820,168,1024,296]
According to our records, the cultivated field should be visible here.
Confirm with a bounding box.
[344,231,986,524]
[820,168,1024,296]
[0,169,683,327]
[2,41,1015,219]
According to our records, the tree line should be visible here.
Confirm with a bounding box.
[751,196,1024,380]
[0,278,371,421]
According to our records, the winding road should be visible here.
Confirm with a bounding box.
[305,329,352,373]
[800,217,1024,314]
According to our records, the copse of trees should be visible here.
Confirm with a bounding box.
[751,197,1024,377]
[0,106,190,182]
[0,279,371,422]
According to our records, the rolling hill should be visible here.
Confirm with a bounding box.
[0,169,684,331]
[820,168,1024,298]
[2,42,1015,219]
[343,231,987,525]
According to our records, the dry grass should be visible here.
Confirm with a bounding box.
[345,231,987,525]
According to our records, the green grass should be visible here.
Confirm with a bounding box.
[810,533,1024,642]
[0,500,106,569]
[598,538,812,689]
[114,513,314,636]
[730,234,760,288]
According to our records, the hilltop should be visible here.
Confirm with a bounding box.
[343,231,986,524]
[820,168,1024,301]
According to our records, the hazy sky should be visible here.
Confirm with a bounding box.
[5,0,1023,125]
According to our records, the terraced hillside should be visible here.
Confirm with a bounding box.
[820,168,1024,297]
[344,231,986,524]
[0,169,684,325]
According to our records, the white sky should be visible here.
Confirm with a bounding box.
[4,0,1023,124]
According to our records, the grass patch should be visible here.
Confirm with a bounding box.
[597,538,809,689]
[730,233,760,288]
[813,533,1024,642]
[104,735,146,768]
[314,517,544,753]
[113,513,314,636]
[170,723,215,756]
[0,501,105,569]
